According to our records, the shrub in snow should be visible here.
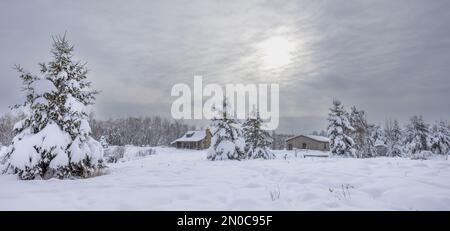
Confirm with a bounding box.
[242,110,275,159]
[3,35,105,180]
[136,148,156,158]
[207,99,245,161]
[269,185,281,201]
[105,146,125,163]
[403,116,431,155]
[327,100,356,157]
[329,184,354,201]
[430,121,450,159]
[411,150,433,160]
[104,146,155,163]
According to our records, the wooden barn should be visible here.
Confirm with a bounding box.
[285,134,330,151]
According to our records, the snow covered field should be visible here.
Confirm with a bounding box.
[1,147,450,210]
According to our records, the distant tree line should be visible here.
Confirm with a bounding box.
[0,113,194,147]
[271,132,293,150]
[89,115,195,147]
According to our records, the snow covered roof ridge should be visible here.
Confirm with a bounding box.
[171,130,208,143]
[286,134,330,143]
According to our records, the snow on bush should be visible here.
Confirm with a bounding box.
[105,146,156,163]
[135,148,156,158]
[411,150,434,160]
[121,146,156,161]
[104,146,125,163]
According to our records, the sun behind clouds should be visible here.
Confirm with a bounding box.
[258,36,295,70]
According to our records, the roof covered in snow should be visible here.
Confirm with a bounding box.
[286,134,330,143]
[171,130,207,144]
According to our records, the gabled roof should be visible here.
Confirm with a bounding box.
[171,130,207,144]
[286,134,330,143]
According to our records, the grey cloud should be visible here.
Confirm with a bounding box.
[1,0,450,134]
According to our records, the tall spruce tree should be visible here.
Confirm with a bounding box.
[348,106,374,158]
[242,110,275,159]
[370,125,388,157]
[4,34,104,180]
[385,119,403,157]
[327,100,355,157]
[207,99,246,161]
[403,116,430,155]
[430,121,450,159]
[372,125,387,147]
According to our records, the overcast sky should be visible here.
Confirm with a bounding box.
[1,0,450,134]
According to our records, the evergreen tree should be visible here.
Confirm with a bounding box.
[327,100,355,157]
[370,125,388,157]
[207,99,246,161]
[348,106,374,158]
[372,125,387,146]
[403,116,430,155]
[430,121,450,159]
[385,119,403,157]
[4,34,104,180]
[242,110,275,159]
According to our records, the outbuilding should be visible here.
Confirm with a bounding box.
[285,134,330,151]
[171,129,211,150]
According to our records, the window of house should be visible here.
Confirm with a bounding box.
[302,143,307,149]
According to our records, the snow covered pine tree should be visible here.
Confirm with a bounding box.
[327,100,355,157]
[3,34,105,180]
[430,120,450,159]
[403,115,431,155]
[242,110,275,159]
[348,106,374,158]
[370,125,388,156]
[385,119,403,157]
[207,99,246,161]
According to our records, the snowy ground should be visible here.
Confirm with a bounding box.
[1,147,450,210]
